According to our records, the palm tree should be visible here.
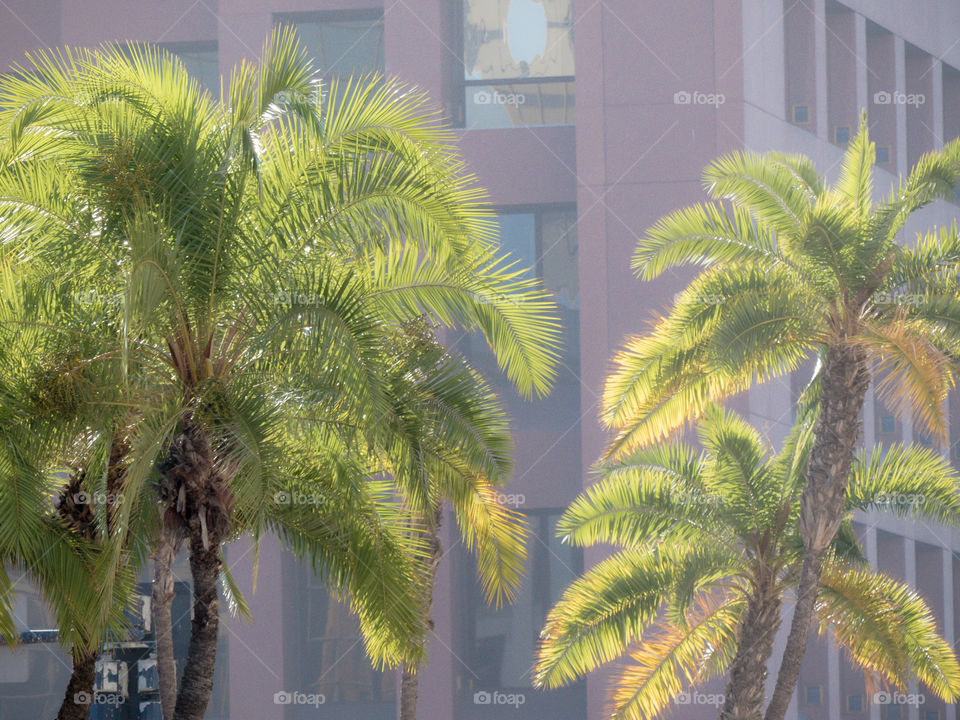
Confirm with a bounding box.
[0,28,560,720]
[601,115,960,719]
[0,255,142,720]
[379,321,528,720]
[534,403,960,720]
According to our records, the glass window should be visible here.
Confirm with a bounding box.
[462,0,575,128]
[282,554,395,719]
[489,207,578,310]
[455,511,586,718]
[160,41,219,92]
[276,10,384,80]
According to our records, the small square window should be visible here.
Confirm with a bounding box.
[880,414,896,434]
[804,685,823,705]
[847,694,865,713]
[877,145,891,163]
[834,126,851,144]
[793,105,810,123]
[923,710,940,720]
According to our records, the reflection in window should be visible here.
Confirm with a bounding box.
[160,42,219,92]
[462,0,575,127]
[276,10,384,80]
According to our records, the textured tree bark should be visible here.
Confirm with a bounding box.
[160,417,232,720]
[719,575,782,720]
[153,525,181,720]
[398,505,444,720]
[172,535,222,720]
[764,344,870,720]
[56,647,98,720]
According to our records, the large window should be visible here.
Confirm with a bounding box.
[455,511,586,719]
[461,0,575,128]
[276,10,385,81]
[281,554,395,720]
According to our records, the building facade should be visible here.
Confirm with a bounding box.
[2,1,960,719]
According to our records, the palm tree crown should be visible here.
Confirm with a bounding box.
[534,404,960,720]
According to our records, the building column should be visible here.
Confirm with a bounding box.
[933,59,945,149]
[814,0,828,141]
[855,13,868,112]
[866,526,881,720]
[895,36,908,176]
[905,537,919,720]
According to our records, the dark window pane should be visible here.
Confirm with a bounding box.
[278,12,384,80]
[282,555,395,719]
[456,512,586,718]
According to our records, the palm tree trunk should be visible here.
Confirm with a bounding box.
[56,646,98,720]
[172,535,222,720]
[399,504,444,720]
[719,575,782,720]
[764,344,869,720]
[153,524,181,720]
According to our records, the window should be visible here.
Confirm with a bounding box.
[846,693,865,713]
[282,555,395,717]
[876,145,891,164]
[880,414,896,434]
[923,711,941,720]
[792,104,809,124]
[804,685,823,705]
[160,41,218,92]
[456,511,586,717]
[834,126,850,144]
[490,207,578,310]
[276,10,384,80]
[461,0,575,128]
